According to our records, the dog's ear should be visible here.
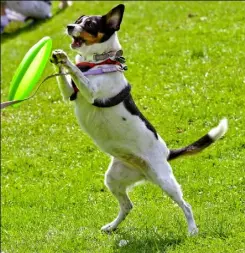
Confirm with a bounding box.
[103,4,125,31]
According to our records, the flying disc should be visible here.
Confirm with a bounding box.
[8,36,52,103]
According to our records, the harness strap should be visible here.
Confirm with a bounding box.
[70,59,128,103]
[92,85,131,108]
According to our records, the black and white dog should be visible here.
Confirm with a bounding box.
[50,4,228,235]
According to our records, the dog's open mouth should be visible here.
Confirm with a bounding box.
[71,36,85,48]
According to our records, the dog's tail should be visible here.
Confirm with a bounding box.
[167,118,228,161]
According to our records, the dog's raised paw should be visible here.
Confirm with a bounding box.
[50,49,68,65]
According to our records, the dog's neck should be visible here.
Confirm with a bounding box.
[75,33,122,63]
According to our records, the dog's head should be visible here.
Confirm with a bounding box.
[66,4,125,55]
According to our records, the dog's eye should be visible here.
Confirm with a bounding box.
[86,19,94,28]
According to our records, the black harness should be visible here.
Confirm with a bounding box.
[92,85,131,108]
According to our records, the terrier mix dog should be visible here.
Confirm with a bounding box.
[50,4,228,235]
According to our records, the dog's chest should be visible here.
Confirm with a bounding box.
[73,94,159,158]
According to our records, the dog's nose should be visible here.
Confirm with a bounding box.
[67,24,75,34]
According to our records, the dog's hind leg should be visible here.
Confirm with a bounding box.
[102,157,144,232]
[146,160,198,235]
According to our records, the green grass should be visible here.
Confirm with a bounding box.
[1,1,245,252]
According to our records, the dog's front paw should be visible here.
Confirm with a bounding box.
[50,49,68,65]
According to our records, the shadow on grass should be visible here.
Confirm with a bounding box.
[1,8,66,44]
[112,227,184,253]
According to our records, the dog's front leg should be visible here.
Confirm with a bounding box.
[51,49,96,103]
[50,50,74,100]
[55,65,74,101]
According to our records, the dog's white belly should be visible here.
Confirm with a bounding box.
[74,95,168,165]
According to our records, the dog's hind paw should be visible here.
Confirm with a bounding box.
[50,49,68,65]
[188,227,199,236]
[101,223,117,233]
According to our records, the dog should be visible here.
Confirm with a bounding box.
[50,4,228,235]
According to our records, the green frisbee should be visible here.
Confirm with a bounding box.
[8,36,52,104]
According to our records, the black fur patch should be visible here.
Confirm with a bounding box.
[167,147,186,160]
[186,134,214,152]
[84,17,101,36]
[168,134,214,161]
[123,94,158,139]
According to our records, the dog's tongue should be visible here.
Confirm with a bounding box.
[72,37,84,48]
[73,41,80,47]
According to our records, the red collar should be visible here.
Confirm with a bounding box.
[70,59,124,101]
[76,58,122,69]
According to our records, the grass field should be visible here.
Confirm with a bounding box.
[1,1,245,252]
